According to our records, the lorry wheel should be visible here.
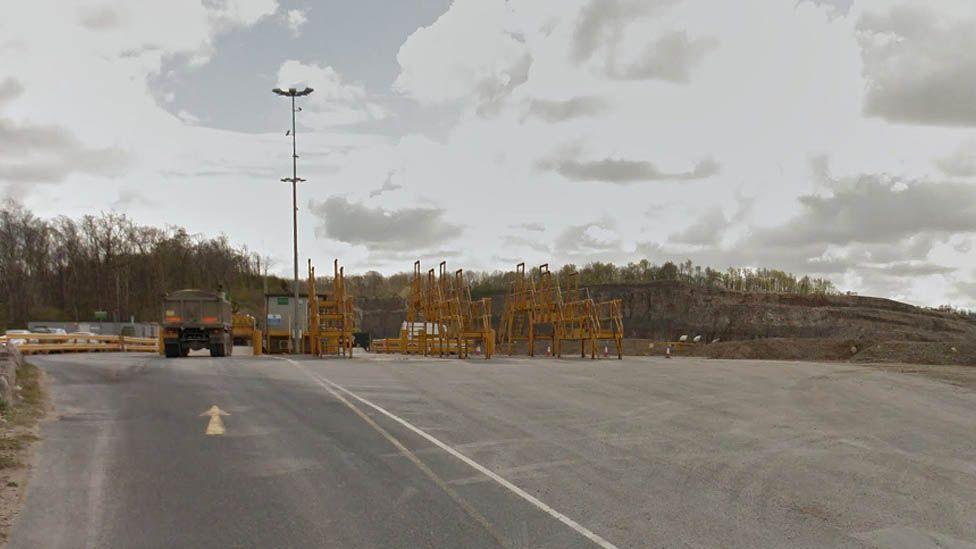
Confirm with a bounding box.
[164,344,180,358]
[180,345,190,357]
[209,345,222,358]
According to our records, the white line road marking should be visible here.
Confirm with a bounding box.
[279,359,509,548]
[379,436,537,458]
[449,459,578,486]
[282,358,620,549]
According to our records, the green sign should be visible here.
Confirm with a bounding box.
[277,297,289,305]
[94,310,108,320]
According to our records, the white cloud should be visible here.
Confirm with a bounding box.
[0,77,128,183]
[276,60,387,127]
[309,196,461,251]
[176,110,201,125]
[3,0,976,308]
[522,96,606,122]
[368,0,975,305]
[0,0,281,147]
[606,30,717,82]
[394,0,531,105]
[556,219,622,255]
[570,0,676,63]
[570,1,717,83]
[856,0,976,126]
[670,208,727,246]
[935,140,976,177]
[68,0,279,66]
[752,174,976,247]
[208,0,280,30]
[112,187,157,209]
[0,0,298,272]
[538,149,720,183]
[78,5,122,30]
[283,9,307,36]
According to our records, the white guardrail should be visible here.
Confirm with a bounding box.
[0,333,158,355]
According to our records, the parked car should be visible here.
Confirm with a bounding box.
[32,326,67,335]
[5,329,32,346]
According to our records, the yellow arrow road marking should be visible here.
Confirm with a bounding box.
[200,405,230,436]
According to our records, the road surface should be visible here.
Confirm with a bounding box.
[7,352,976,548]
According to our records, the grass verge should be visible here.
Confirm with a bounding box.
[0,358,46,541]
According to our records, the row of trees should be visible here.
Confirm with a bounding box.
[559,259,836,294]
[933,304,976,321]
[341,259,837,299]
[0,203,269,329]
[0,202,844,330]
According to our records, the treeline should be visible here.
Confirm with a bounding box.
[933,304,976,321]
[341,258,837,299]
[558,259,837,295]
[0,203,270,329]
[1,202,845,330]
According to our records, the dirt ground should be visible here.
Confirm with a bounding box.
[642,337,976,367]
[852,340,976,367]
[852,361,976,390]
[0,361,45,543]
[612,337,976,392]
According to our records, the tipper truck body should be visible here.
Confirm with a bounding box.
[162,289,233,358]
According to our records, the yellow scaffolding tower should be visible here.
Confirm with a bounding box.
[453,268,495,359]
[498,263,623,359]
[498,263,557,356]
[372,260,494,359]
[428,262,462,357]
[373,261,426,355]
[307,259,355,357]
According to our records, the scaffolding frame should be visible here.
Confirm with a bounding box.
[452,267,495,358]
[373,260,494,359]
[498,263,623,359]
[307,259,354,357]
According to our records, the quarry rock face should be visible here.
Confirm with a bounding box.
[356,281,976,343]
[588,281,976,342]
[356,296,410,339]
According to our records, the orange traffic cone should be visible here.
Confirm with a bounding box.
[603,345,609,358]
[475,344,481,356]
[546,345,552,357]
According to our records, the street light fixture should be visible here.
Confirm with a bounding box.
[272,86,314,354]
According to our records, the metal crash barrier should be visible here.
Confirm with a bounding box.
[0,333,158,355]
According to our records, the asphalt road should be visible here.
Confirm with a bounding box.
[7,352,976,548]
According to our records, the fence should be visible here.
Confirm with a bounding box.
[0,333,158,355]
[27,321,159,338]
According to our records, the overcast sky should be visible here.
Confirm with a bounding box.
[1,0,975,308]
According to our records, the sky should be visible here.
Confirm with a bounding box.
[1,0,975,308]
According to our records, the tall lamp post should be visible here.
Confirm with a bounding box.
[273,86,314,354]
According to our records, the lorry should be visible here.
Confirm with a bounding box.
[162,289,233,358]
